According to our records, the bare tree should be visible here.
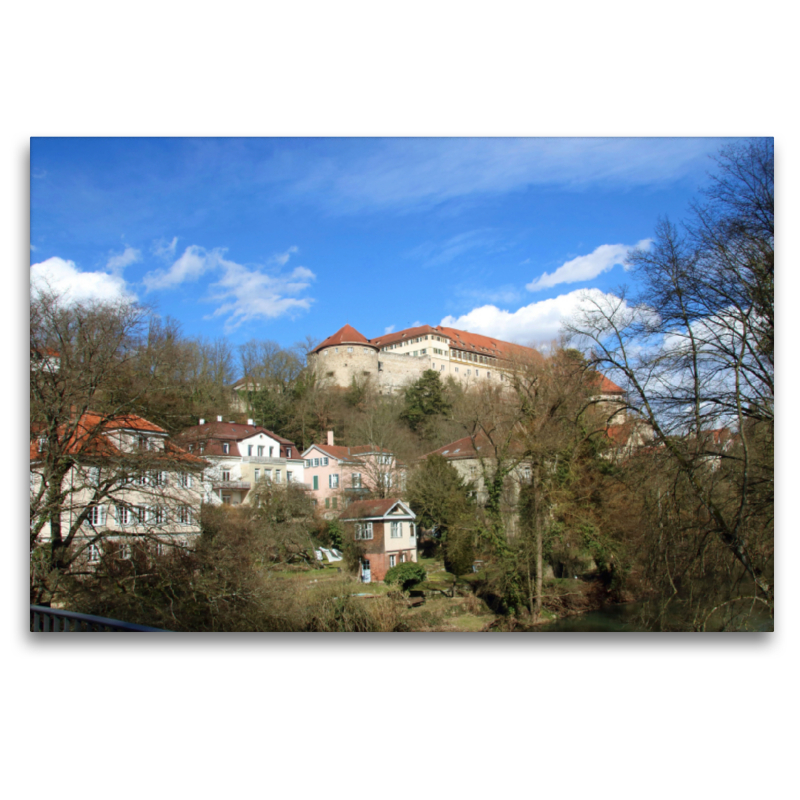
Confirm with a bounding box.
[565,139,773,610]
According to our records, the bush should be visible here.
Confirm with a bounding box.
[384,562,427,591]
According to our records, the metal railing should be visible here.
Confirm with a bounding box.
[30,605,167,632]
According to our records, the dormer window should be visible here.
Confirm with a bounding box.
[222,442,230,454]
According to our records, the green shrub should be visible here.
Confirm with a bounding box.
[384,562,427,591]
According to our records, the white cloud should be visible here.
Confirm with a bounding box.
[144,244,315,331]
[207,262,315,332]
[143,245,218,291]
[152,236,178,260]
[409,229,497,266]
[440,288,627,347]
[272,246,299,266]
[30,257,137,305]
[288,138,728,214]
[30,243,37,252]
[384,325,395,335]
[106,246,141,273]
[526,239,651,292]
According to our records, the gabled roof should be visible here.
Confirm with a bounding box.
[311,324,376,354]
[588,372,625,394]
[421,432,526,462]
[30,412,206,467]
[302,443,397,463]
[175,421,303,460]
[339,498,414,521]
[422,435,485,461]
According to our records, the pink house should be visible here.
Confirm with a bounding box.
[302,432,404,514]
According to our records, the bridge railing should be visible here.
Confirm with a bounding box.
[30,605,167,632]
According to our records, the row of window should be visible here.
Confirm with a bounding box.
[85,540,170,564]
[305,457,330,467]
[354,521,415,540]
[84,504,195,527]
[118,470,194,488]
[322,346,372,355]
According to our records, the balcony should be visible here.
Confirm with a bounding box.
[211,480,251,490]
[241,455,288,465]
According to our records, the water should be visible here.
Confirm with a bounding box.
[537,599,773,632]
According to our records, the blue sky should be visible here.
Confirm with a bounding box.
[31,137,742,355]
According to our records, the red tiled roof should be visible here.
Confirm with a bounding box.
[339,498,412,520]
[421,432,526,461]
[175,421,302,460]
[306,443,395,462]
[29,411,204,466]
[311,324,375,354]
[588,373,624,394]
[422,435,484,461]
[370,325,442,348]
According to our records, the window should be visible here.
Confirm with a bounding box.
[269,446,274,457]
[133,505,147,524]
[120,543,132,560]
[389,554,396,568]
[329,474,339,489]
[347,347,353,353]
[149,506,166,525]
[188,444,194,452]
[355,522,373,540]
[351,473,362,488]
[248,445,253,456]
[150,470,167,487]
[390,521,402,538]
[254,468,260,481]
[259,446,265,457]
[312,475,319,490]
[88,467,100,486]
[410,523,416,539]
[87,544,101,564]
[222,470,231,482]
[305,459,312,468]
[180,472,192,488]
[313,458,319,467]
[322,457,329,466]
[116,505,130,526]
[325,497,330,509]
[222,443,230,454]
[222,495,231,504]
[271,469,279,482]
[179,506,192,524]
[287,471,293,483]
[155,542,166,557]
[331,497,338,510]
[85,505,106,526]
[265,469,272,481]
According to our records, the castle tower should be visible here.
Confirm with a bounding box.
[308,325,380,387]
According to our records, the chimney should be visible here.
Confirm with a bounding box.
[247,418,254,426]
[327,430,334,446]
[217,415,223,422]
[199,418,205,426]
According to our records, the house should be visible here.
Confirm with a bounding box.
[302,431,404,513]
[173,417,306,505]
[421,433,530,537]
[339,498,418,583]
[30,411,207,568]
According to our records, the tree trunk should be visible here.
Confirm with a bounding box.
[535,522,543,621]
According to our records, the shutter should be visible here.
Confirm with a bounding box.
[186,473,192,488]
[99,506,107,526]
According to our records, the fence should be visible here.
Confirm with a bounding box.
[30,605,167,632]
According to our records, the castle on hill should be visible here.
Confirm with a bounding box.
[308,324,626,419]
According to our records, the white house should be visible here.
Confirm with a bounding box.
[174,417,307,505]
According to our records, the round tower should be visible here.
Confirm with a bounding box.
[308,324,379,387]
